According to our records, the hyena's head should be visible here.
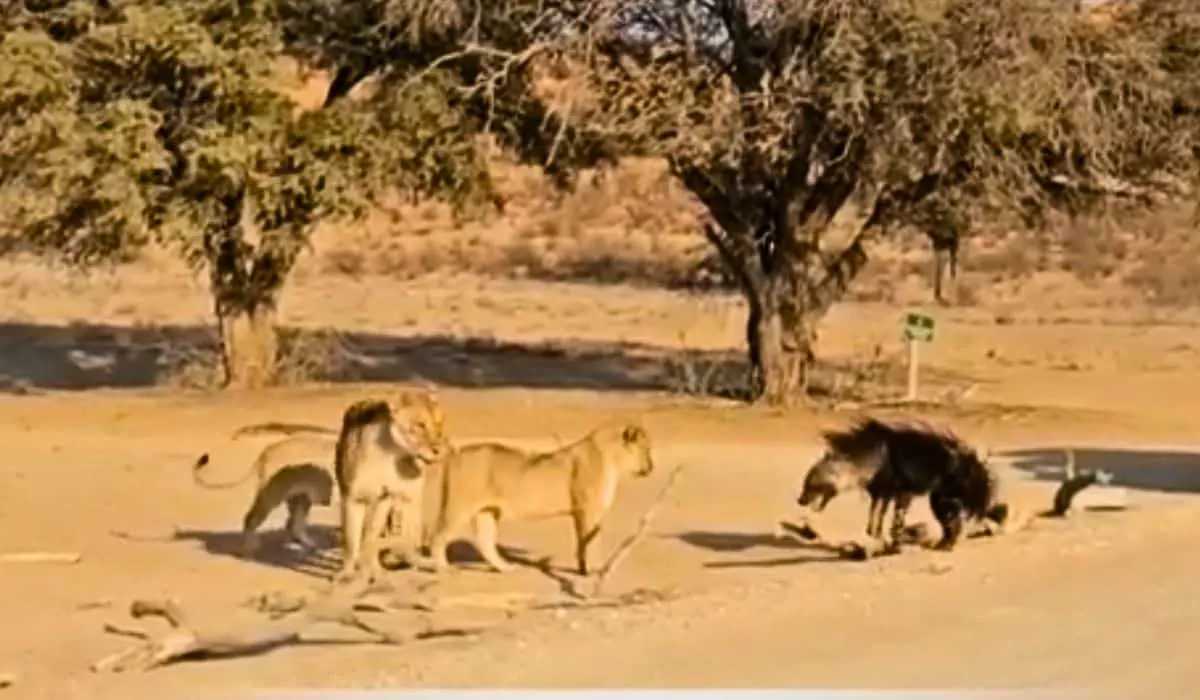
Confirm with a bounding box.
[796,448,878,512]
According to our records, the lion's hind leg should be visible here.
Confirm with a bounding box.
[283,494,318,552]
[426,505,477,573]
[240,488,281,559]
[472,509,515,574]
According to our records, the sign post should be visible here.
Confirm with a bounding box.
[902,312,936,402]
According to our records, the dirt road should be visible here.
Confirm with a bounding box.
[1,391,1198,699]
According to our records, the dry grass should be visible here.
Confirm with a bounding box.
[4,137,1200,398]
[156,326,354,390]
[285,150,1200,317]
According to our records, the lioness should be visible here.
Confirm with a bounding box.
[193,390,451,568]
[333,395,451,584]
[426,422,655,576]
[239,463,334,556]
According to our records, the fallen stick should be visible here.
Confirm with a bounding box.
[776,519,894,560]
[0,551,81,565]
[92,591,413,673]
[520,463,688,605]
[0,672,15,689]
[590,463,687,600]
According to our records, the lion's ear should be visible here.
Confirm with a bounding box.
[397,388,436,407]
[622,425,645,444]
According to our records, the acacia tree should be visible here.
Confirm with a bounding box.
[288,0,1191,404]
[562,0,1196,403]
[0,0,489,388]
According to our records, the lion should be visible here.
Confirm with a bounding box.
[238,463,335,557]
[332,394,452,583]
[425,422,655,576]
[192,390,451,569]
[192,435,339,556]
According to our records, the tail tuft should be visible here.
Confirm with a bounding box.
[195,453,211,469]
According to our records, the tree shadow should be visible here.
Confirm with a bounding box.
[0,320,741,394]
[1001,446,1200,496]
[0,319,991,397]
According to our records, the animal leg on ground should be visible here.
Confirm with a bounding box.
[472,510,515,574]
[359,498,390,583]
[887,493,914,550]
[335,499,366,583]
[426,509,475,573]
[866,495,892,538]
[571,508,603,577]
[930,491,965,551]
[239,490,277,558]
[284,495,317,551]
[380,500,428,571]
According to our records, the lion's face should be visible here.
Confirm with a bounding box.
[619,424,655,477]
[391,390,453,465]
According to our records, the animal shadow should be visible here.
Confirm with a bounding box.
[674,530,810,553]
[171,526,530,578]
[673,529,845,569]
[171,525,342,579]
[434,541,533,570]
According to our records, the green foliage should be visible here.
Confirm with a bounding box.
[260,0,1199,401]
[0,0,491,286]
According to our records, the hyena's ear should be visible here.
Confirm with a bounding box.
[622,425,646,444]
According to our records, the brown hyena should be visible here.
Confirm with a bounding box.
[798,418,1009,551]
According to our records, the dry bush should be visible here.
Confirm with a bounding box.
[274,327,356,385]
[156,336,224,390]
[663,337,748,400]
[309,156,709,288]
[156,327,354,389]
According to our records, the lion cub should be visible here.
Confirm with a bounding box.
[426,422,655,576]
[334,395,451,584]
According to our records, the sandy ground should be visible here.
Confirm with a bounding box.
[3,269,1200,697]
[3,388,1200,699]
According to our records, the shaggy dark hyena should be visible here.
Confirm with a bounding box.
[797,418,1008,551]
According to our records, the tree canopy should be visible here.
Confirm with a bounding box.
[2,0,1196,401]
[351,0,1193,403]
[0,0,492,387]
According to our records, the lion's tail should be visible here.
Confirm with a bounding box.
[192,452,258,490]
[230,422,337,439]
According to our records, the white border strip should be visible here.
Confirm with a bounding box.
[246,690,1087,700]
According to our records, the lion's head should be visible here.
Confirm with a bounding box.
[390,389,453,465]
[615,423,655,478]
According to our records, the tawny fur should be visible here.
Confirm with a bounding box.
[239,463,334,557]
[425,422,655,576]
[194,391,450,573]
[332,393,452,584]
[192,435,340,555]
[193,435,338,492]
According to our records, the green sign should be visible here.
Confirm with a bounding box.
[903,312,936,342]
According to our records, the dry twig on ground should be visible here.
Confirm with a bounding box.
[91,582,479,673]
[524,463,689,607]
[0,551,81,564]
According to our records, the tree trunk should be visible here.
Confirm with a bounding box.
[745,287,815,406]
[932,236,959,306]
[216,301,278,390]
